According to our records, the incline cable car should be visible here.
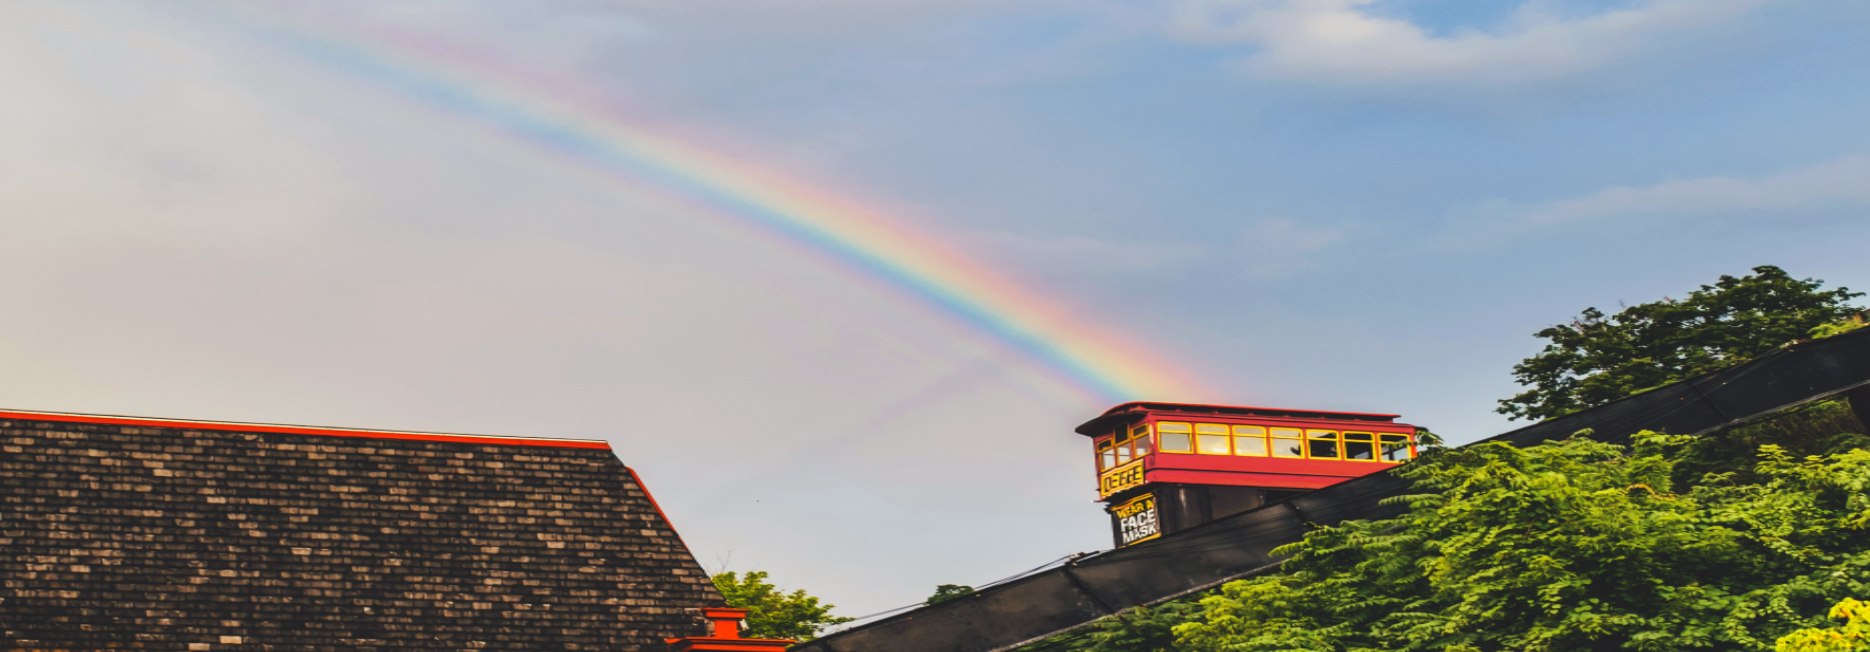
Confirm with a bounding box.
[1077,402,1422,546]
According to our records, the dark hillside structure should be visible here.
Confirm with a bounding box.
[793,326,1870,652]
[0,409,723,651]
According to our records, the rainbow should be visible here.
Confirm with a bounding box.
[213,2,1206,405]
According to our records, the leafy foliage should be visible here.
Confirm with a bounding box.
[711,570,854,641]
[927,584,976,605]
[1499,266,1863,421]
[1671,400,1869,488]
[1078,602,1205,652]
[1008,266,1870,652]
[1156,434,1870,651]
[1775,598,1870,652]
[1808,315,1869,341]
[1018,429,1870,652]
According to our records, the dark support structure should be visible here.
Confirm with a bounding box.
[1846,384,1870,433]
[793,328,1870,652]
[1129,484,1297,542]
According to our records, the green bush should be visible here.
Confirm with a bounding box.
[1018,422,1870,652]
[1160,434,1870,651]
[711,570,853,641]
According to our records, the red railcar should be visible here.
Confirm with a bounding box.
[1077,402,1422,546]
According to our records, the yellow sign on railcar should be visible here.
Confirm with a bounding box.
[1099,459,1146,497]
[1112,493,1161,546]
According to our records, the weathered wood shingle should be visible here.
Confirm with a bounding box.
[0,414,723,651]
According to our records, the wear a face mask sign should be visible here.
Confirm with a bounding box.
[1113,494,1161,546]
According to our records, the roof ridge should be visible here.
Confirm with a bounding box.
[0,408,610,449]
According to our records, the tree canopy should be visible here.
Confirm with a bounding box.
[1498,265,1863,421]
[1049,418,1870,651]
[1009,267,1870,652]
[927,584,976,605]
[711,570,853,641]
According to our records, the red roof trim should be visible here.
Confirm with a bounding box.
[1077,401,1406,435]
[626,466,683,540]
[626,466,714,585]
[0,408,610,449]
[1099,401,1401,420]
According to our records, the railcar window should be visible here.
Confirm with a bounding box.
[1131,424,1152,456]
[1343,432,1375,460]
[1270,428,1304,458]
[1097,438,1114,471]
[1380,434,1414,462]
[1306,430,1341,459]
[1157,422,1194,453]
[1233,425,1268,456]
[1116,436,1133,464]
[1195,423,1230,455]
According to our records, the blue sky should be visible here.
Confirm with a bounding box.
[3,0,1869,618]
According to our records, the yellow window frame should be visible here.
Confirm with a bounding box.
[1378,433,1415,463]
[1232,425,1268,456]
[1195,423,1230,455]
[1305,429,1342,460]
[1270,427,1304,458]
[1342,432,1377,462]
[1157,421,1194,454]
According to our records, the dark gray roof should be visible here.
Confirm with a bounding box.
[0,411,722,651]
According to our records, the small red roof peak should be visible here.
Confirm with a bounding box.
[1075,401,1404,435]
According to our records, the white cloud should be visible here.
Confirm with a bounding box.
[1436,156,1870,251]
[1169,0,1785,85]
[1525,156,1870,224]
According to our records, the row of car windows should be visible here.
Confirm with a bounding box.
[1097,422,1415,471]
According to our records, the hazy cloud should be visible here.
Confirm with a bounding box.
[1437,156,1870,251]
[1238,218,1348,277]
[1169,0,1785,86]
[1524,156,1870,224]
[966,230,1208,276]
[0,1,1119,616]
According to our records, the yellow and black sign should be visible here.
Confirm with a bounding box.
[1098,459,1146,497]
[1112,493,1161,546]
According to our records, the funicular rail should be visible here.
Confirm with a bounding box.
[791,328,1870,652]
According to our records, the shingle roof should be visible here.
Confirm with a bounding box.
[0,410,723,651]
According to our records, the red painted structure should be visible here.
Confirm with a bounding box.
[668,608,795,651]
[1077,402,1421,545]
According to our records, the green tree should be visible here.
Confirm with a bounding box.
[1498,265,1863,421]
[1669,399,1869,487]
[711,570,854,641]
[927,584,976,605]
[1161,433,1870,651]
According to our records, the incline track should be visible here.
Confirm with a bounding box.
[793,328,1870,652]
